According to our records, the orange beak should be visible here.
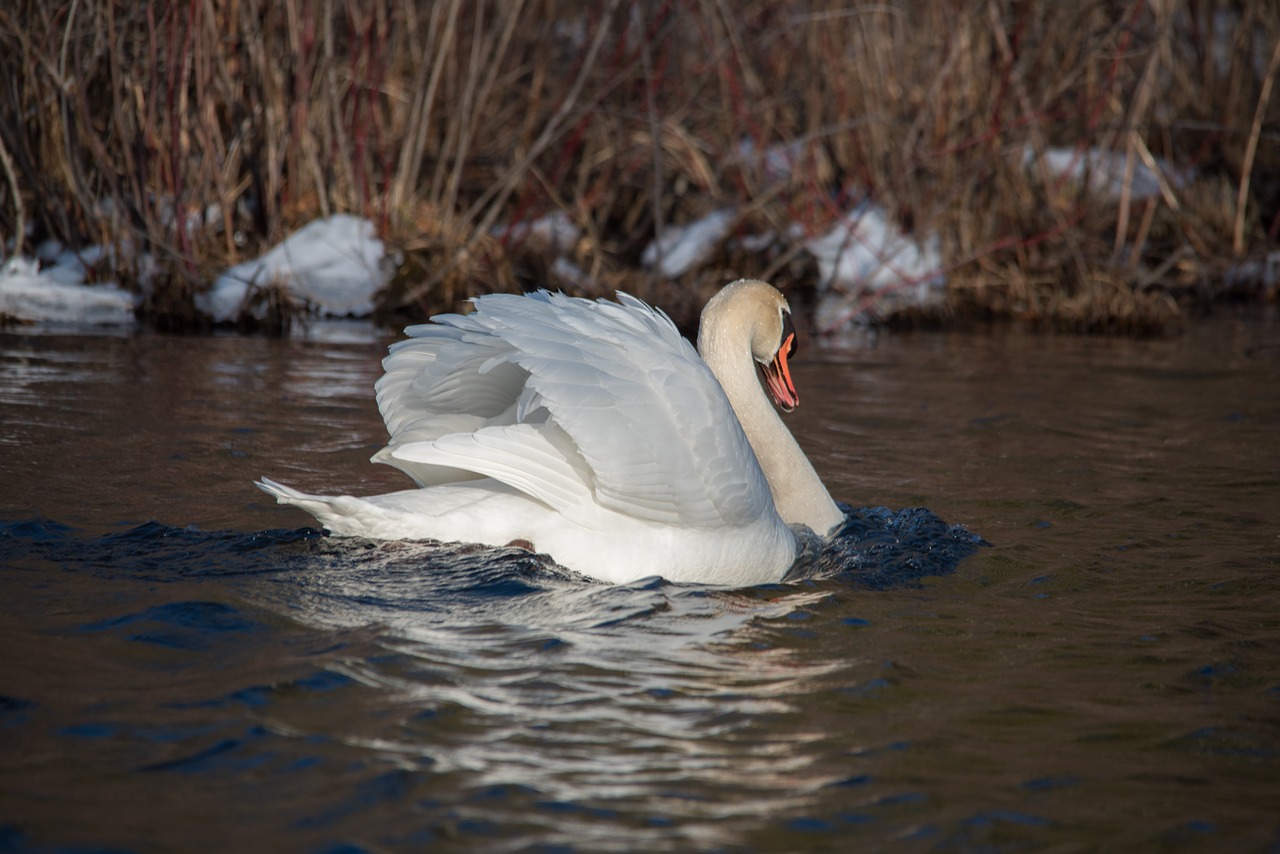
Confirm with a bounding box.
[761,331,799,412]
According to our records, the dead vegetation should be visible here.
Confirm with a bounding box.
[0,0,1276,333]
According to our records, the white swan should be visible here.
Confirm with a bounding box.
[258,279,844,585]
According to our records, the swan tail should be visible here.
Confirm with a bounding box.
[255,477,378,536]
[257,476,320,508]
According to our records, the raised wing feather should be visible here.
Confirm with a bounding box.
[373,324,529,486]
[374,290,773,528]
[391,422,594,514]
[377,328,528,435]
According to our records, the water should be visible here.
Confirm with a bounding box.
[1,312,1278,852]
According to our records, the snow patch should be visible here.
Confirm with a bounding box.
[1224,250,1280,295]
[734,139,805,184]
[0,256,137,326]
[548,257,593,290]
[806,202,945,332]
[493,211,581,254]
[642,208,737,278]
[1022,145,1190,202]
[198,214,387,323]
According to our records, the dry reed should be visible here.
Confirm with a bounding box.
[0,0,1276,332]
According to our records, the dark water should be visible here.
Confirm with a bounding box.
[1,312,1278,852]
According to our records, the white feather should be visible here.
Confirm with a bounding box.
[259,285,838,585]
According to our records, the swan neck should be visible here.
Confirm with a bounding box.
[699,294,843,536]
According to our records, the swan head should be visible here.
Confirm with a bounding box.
[698,279,801,412]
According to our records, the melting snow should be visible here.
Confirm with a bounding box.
[1022,145,1190,202]
[548,257,593,290]
[734,138,805,184]
[0,256,137,326]
[641,208,738,278]
[493,211,581,254]
[806,202,945,332]
[197,214,387,323]
[1224,250,1280,296]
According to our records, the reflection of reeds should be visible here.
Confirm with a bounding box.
[0,1,1275,332]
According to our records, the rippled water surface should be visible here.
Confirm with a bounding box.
[2,311,1278,852]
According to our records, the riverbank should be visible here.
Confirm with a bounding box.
[1,1,1277,333]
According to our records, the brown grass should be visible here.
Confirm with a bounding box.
[0,0,1276,333]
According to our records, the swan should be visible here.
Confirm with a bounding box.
[258,279,845,585]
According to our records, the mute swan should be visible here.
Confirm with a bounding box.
[258,279,844,585]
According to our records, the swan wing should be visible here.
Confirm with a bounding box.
[390,422,594,514]
[376,291,773,529]
[377,327,529,435]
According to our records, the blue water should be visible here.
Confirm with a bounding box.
[1,314,1278,851]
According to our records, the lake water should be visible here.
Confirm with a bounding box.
[1,309,1278,852]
